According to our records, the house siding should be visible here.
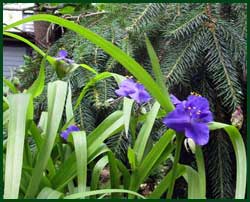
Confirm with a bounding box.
[3,46,27,78]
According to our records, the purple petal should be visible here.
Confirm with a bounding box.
[162,108,190,132]
[67,125,80,133]
[115,88,135,97]
[129,89,151,104]
[198,110,213,123]
[58,49,68,58]
[60,125,80,140]
[60,130,70,140]
[170,94,181,105]
[129,83,151,104]
[187,95,210,111]
[185,123,209,145]
[115,79,137,97]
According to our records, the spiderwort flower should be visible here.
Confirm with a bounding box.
[55,49,74,64]
[115,78,151,104]
[60,125,80,140]
[163,93,213,146]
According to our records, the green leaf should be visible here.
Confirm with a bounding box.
[3,14,174,112]
[28,121,56,178]
[27,55,46,98]
[149,164,185,198]
[129,129,175,192]
[107,152,120,197]
[3,96,9,112]
[209,122,246,199]
[3,32,98,77]
[195,146,206,198]
[58,6,75,14]
[54,60,73,79]
[90,156,109,191]
[65,83,74,124]
[127,147,136,171]
[145,35,170,97]
[3,109,9,126]
[123,97,134,137]
[64,189,145,199]
[51,144,109,191]
[4,93,30,199]
[26,95,34,120]
[37,187,63,199]
[87,111,124,155]
[133,101,160,164]
[71,63,98,75]
[3,77,18,93]
[74,72,113,110]
[116,159,131,190]
[38,112,48,133]
[51,111,123,190]
[72,131,87,198]
[183,165,204,199]
[25,81,68,198]
[3,32,55,66]
[166,133,184,199]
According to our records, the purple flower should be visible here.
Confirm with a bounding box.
[55,49,74,64]
[115,78,151,104]
[163,94,213,146]
[60,125,80,140]
[170,94,181,105]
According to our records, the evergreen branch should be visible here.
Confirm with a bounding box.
[126,3,167,33]
[164,28,205,87]
[169,11,207,39]
[207,29,242,111]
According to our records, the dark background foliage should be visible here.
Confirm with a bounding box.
[14,3,246,198]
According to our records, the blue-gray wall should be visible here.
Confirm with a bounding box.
[3,46,27,78]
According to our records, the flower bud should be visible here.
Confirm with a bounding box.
[184,138,196,154]
[231,106,243,129]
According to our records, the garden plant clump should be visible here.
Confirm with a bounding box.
[3,3,246,199]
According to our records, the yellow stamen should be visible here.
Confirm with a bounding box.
[191,91,201,97]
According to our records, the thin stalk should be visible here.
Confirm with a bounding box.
[166,133,184,198]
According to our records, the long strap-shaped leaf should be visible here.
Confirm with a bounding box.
[3,77,18,93]
[72,131,87,198]
[4,94,30,199]
[145,35,170,98]
[3,14,173,112]
[183,165,204,199]
[64,189,145,199]
[90,156,109,192]
[3,32,98,75]
[123,97,134,137]
[25,81,67,198]
[51,144,110,191]
[51,111,124,190]
[74,72,126,111]
[133,101,160,164]
[195,146,206,198]
[149,164,186,198]
[208,122,246,199]
[129,129,175,192]
[37,187,63,199]
[26,54,46,98]
[3,31,55,65]
[74,72,113,110]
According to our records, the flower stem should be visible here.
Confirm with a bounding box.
[166,133,184,198]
